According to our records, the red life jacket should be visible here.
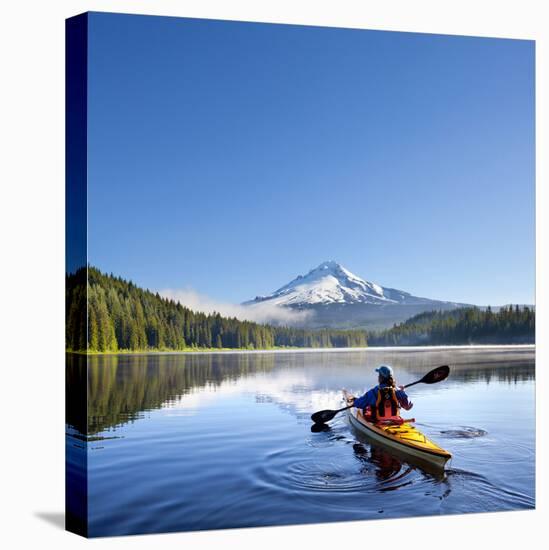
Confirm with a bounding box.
[372,385,400,421]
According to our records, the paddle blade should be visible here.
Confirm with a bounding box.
[310,409,337,424]
[310,422,331,433]
[421,365,450,384]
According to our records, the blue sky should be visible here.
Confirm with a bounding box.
[87,12,535,306]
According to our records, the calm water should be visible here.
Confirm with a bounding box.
[66,347,535,537]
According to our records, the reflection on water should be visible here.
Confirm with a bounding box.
[66,347,535,537]
[67,348,534,436]
[67,352,280,434]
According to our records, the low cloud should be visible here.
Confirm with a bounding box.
[158,288,313,326]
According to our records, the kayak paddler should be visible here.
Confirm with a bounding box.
[344,365,413,422]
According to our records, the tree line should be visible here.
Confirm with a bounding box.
[368,305,535,346]
[66,267,368,352]
[66,268,534,352]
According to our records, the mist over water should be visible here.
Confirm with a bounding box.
[66,347,535,537]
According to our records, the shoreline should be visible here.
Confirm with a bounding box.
[67,343,535,356]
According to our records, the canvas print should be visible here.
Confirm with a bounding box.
[65,12,535,538]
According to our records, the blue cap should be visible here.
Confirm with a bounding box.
[375,365,394,379]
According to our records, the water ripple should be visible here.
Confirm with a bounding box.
[439,426,488,439]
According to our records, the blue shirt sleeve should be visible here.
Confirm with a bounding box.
[352,387,377,410]
[395,389,412,410]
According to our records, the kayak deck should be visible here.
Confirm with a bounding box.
[348,406,452,469]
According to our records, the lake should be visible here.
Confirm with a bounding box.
[66,347,535,537]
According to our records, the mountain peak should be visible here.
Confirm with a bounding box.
[304,260,347,279]
[243,261,468,329]
[246,261,399,307]
[315,260,341,270]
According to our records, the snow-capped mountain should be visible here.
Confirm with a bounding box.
[244,261,468,329]
[247,260,444,307]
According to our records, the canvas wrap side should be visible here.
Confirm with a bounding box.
[65,12,89,539]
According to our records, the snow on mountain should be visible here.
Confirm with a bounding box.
[245,260,422,307]
[243,261,468,330]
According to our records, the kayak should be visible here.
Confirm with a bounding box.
[343,391,452,469]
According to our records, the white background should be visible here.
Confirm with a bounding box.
[0,1,546,548]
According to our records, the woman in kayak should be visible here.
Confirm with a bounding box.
[345,365,413,422]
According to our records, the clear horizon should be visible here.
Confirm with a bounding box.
[86,13,535,307]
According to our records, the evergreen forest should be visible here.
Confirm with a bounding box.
[66,267,534,352]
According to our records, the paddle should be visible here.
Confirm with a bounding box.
[310,365,450,425]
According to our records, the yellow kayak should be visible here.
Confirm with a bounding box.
[344,391,452,469]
